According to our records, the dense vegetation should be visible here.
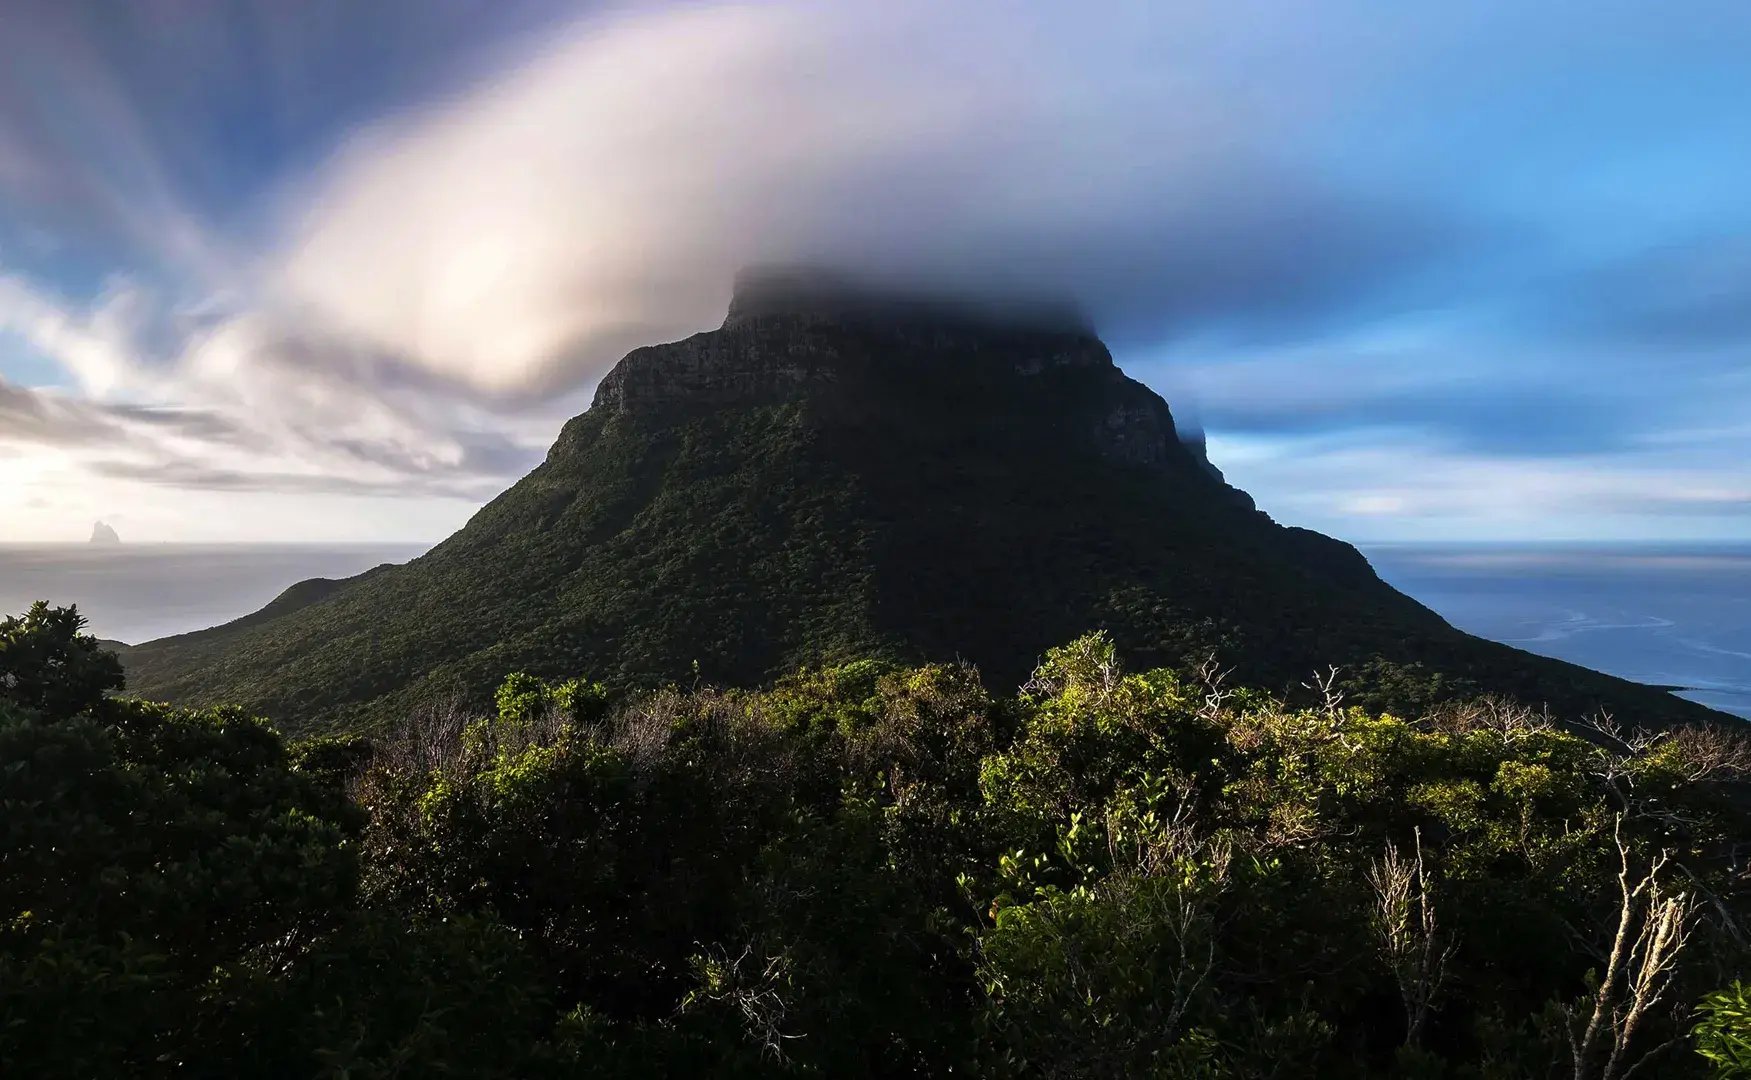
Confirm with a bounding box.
[116,309,1720,734]
[8,602,1749,1077]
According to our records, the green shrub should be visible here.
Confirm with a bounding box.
[4,609,1747,1078]
[1697,982,1751,1078]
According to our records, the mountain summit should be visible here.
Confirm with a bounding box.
[122,273,1718,731]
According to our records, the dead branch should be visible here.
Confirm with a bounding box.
[1563,816,1697,1080]
[1366,828,1455,1047]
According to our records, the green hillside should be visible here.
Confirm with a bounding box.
[121,281,1721,734]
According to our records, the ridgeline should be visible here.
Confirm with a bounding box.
[121,271,1721,733]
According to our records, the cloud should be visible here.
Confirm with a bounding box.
[1210,426,1751,543]
[0,275,155,397]
[1543,234,1751,350]
[0,374,240,451]
[0,0,582,280]
[4,0,1478,515]
[0,379,122,447]
[0,274,546,500]
[1173,350,1649,458]
[272,1,1462,399]
[86,459,504,499]
[2,0,1750,542]
[3,0,1471,508]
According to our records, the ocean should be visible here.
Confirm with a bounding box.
[0,544,430,645]
[1365,543,1751,720]
[1,541,1747,720]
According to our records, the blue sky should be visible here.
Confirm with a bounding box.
[1,0,1748,542]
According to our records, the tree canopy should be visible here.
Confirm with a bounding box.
[3,605,1747,1076]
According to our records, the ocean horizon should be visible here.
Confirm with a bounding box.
[0,543,431,646]
[1366,541,1751,720]
[3,539,1747,720]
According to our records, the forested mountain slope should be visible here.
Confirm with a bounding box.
[121,274,1722,733]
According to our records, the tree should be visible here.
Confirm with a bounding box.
[0,601,124,715]
[3,599,1745,1077]
[0,697,358,1073]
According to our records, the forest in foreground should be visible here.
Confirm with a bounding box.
[4,601,1750,1077]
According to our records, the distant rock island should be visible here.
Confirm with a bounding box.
[89,521,121,545]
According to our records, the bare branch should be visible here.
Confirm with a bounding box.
[1665,723,1751,784]
[1366,828,1455,1048]
[1194,652,1236,721]
[684,943,804,1063]
[1563,815,1698,1080]
[1301,665,1344,719]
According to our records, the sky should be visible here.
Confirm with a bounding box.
[1,0,1749,544]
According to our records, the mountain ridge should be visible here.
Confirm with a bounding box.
[118,275,1725,732]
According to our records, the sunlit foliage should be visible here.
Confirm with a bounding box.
[4,607,1747,1077]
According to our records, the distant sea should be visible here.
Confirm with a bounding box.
[0,544,429,645]
[1,540,1747,720]
[1365,543,1751,721]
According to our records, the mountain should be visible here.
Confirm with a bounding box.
[89,521,120,545]
[120,271,1723,733]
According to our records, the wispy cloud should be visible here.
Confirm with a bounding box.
[87,459,505,499]
[0,0,1750,541]
[1210,429,1751,543]
[271,2,1463,398]
[0,273,546,508]
[0,378,238,449]
[2,0,1469,522]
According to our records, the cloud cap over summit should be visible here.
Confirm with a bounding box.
[1,1,1751,541]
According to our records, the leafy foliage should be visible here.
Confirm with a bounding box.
[0,601,123,714]
[1696,982,1751,1077]
[6,609,1747,1077]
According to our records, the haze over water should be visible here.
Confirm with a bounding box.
[2,541,1747,721]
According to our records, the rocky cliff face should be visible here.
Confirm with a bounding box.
[588,269,1242,500]
[594,276,1103,413]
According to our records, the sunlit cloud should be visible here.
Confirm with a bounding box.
[0,0,1749,541]
[272,1,1452,399]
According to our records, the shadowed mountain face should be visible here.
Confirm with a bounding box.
[120,274,1723,733]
